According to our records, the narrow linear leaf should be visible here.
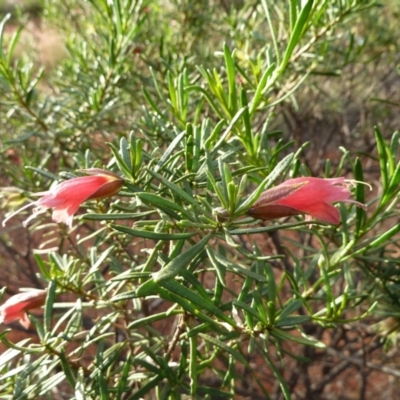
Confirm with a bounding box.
[154,131,185,172]
[235,153,294,215]
[211,250,267,282]
[135,278,159,297]
[153,233,212,281]
[189,335,198,396]
[111,224,198,240]
[158,279,235,326]
[223,43,237,113]
[354,157,366,234]
[249,63,276,115]
[128,374,165,400]
[276,299,303,322]
[128,309,181,329]
[271,328,326,348]
[275,315,310,327]
[136,192,191,219]
[82,211,154,220]
[199,333,247,364]
[44,280,57,334]
[213,107,247,152]
[232,300,266,324]
[156,286,229,332]
[147,169,197,206]
[280,0,314,72]
[59,350,76,387]
[374,126,388,189]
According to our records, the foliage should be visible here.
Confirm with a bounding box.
[1,0,400,399]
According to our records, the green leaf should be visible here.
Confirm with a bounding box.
[206,161,229,210]
[275,315,310,327]
[34,254,51,280]
[58,350,76,387]
[64,299,83,339]
[255,341,288,400]
[0,339,31,369]
[280,0,314,72]
[37,372,66,397]
[266,263,277,303]
[128,309,181,329]
[213,107,247,152]
[153,233,212,282]
[128,374,165,400]
[276,299,303,322]
[364,224,400,249]
[120,137,132,172]
[154,131,185,173]
[44,281,56,334]
[156,286,229,332]
[88,245,115,275]
[249,63,276,115]
[147,169,197,206]
[232,300,266,324]
[189,336,198,396]
[0,14,12,60]
[387,161,400,196]
[6,25,24,68]
[115,353,133,399]
[223,43,237,114]
[199,333,247,364]
[108,142,133,180]
[111,224,198,240]
[260,0,280,66]
[210,250,267,282]
[74,368,87,399]
[206,246,226,286]
[204,119,226,149]
[374,126,389,190]
[136,192,191,220]
[82,211,154,220]
[229,221,310,235]
[271,328,326,348]
[234,153,294,215]
[289,0,298,32]
[197,387,234,398]
[158,279,234,326]
[354,157,366,234]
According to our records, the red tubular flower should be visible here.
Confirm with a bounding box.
[2,168,124,228]
[0,290,47,329]
[247,177,366,225]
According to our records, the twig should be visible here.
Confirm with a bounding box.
[166,313,186,358]
[325,345,400,378]
[311,341,383,393]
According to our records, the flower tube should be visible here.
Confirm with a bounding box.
[247,177,366,225]
[3,168,124,228]
[0,290,47,329]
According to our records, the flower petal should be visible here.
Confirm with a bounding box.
[19,312,31,329]
[0,290,47,328]
[37,176,113,208]
[305,202,341,224]
[2,170,123,227]
[247,176,365,225]
[280,177,351,205]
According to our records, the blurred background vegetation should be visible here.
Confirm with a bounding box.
[1,0,400,399]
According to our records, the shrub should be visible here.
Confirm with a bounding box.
[1,0,400,399]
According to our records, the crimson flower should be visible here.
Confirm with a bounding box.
[2,168,124,228]
[0,290,47,329]
[247,177,366,225]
